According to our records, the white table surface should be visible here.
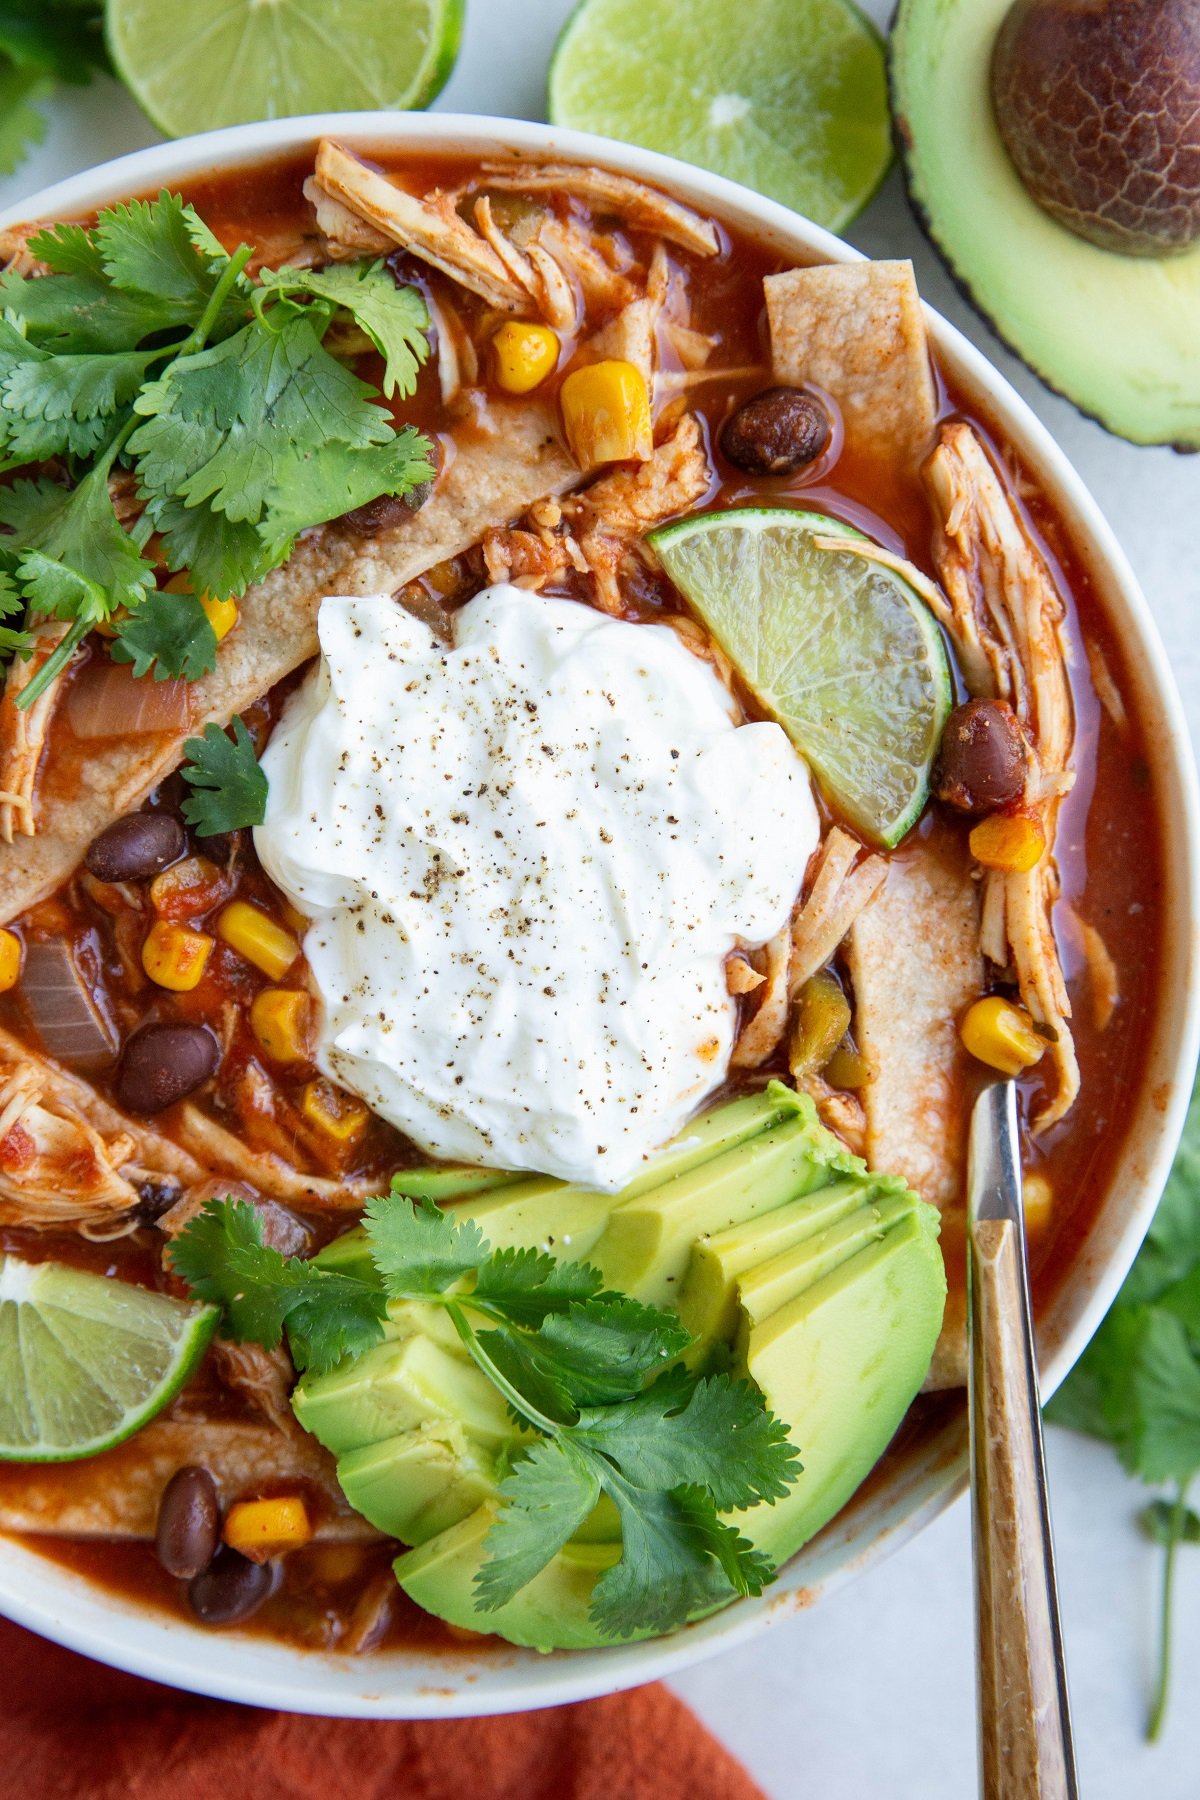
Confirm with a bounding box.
[2,3,1197,1794]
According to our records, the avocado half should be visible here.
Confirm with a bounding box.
[890,0,1200,449]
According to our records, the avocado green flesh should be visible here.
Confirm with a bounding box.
[891,0,1200,448]
[677,1176,866,1350]
[295,1087,946,1650]
[312,1083,804,1285]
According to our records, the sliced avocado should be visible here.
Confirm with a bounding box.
[743,1203,946,1569]
[292,1332,511,1456]
[891,0,1200,447]
[733,1186,917,1351]
[591,1105,857,1306]
[678,1176,866,1349]
[337,1421,499,1545]
[395,1166,521,1202]
[395,1503,624,1654]
[316,1083,806,1283]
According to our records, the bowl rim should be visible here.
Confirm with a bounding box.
[0,108,1196,1719]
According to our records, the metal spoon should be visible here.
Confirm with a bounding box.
[967,1080,1079,1800]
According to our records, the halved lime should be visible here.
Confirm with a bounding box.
[650,508,952,847]
[0,1257,217,1462]
[105,0,463,140]
[547,0,892,233]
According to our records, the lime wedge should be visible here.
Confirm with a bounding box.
[547,0,891,233]
[106,0,463,139]
[0,1257,217,1462]
[650,509,952,847]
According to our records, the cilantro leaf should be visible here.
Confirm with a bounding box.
[470,1245,603,1322]
[93,192,242,319]
[0,57,50,177]
[179,717,267,835]
[1,339,158,461]
[145,491,277,601]
[110,589,218,682]
[364,1192,490,1295]
[258,262,430,398]
[589,1474,774,1641]
[168,1199,388,1375]
[0,263,191,354]
[255,426,435,564]
[23,218,105,278]
[475,1439,601,1611]
[130,311,396,523]
[572,1371,801,1512]
[1140,1498,1200,1548]
[0,465,155,620]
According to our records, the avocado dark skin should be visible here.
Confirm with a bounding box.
[991,0,1200,256]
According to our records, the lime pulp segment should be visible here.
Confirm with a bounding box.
[0,1257,217,1462]
[105,0,464,139]
[650,509,952,848]
[548,0,892,233]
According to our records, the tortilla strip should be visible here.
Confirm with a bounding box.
[0,1416,377,1539]
[0,401,579,923]
[765,260,938,470]
[846,838,982,1389]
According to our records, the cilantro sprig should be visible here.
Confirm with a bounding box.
[0,3,108,178]
[0,190,434,709]
[178,716,267,836]
[170,1194,801,1641]
[1048,1071,1200,1738]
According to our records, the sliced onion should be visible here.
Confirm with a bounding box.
[68,661,190,740]
[20,938,118,1070]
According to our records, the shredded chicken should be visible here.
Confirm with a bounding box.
[174,1104,370,1209]
[157,1178,313,1256]
[314,141,529,311]
[796,1074,867,1158]
[0,621,74,841]
[725,952,765,996]
[926,422,1079,1129]
[0,1025,201,1230]
[477,161,721,257]
[213,1340,300,1437]
[731,923,792,1068]
[302,175,392,256]
[564,414,712,612]
[789,828,887,998]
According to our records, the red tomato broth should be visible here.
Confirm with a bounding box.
[0,146,1167,1650]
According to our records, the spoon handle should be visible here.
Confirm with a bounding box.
[967,1081,1079,1800]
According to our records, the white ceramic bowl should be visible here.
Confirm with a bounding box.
[1,113,1197,1718]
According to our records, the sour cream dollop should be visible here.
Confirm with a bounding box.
[255,586,817,1190]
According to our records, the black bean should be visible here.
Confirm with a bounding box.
[188,1546,277,1626]
[116,1022,220,1114]
[85,812,186,883]
[720,387,831,475]
[933,699,1028,814]
[156,1466,221,1580]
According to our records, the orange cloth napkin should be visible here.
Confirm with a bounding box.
[0,1616,764,1800]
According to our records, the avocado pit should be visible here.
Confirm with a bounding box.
[991,0,1200,256]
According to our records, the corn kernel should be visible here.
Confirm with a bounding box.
[302,1078,370,1145]
[960,996,1046,1076]
[492,321,560,394]
[150,855,223,919]
[969,811,1045,873]
[560,359,653,469]
[141,919,213,991]
[223,1495,313,1564]
[199,592,238,642]
[164,571,237,642]
[0,929,21,992]
[1022,1172,1054,1236]
[216,900,298,980]
[250,988,312,1064]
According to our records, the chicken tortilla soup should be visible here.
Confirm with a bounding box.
[0,141,1164,1655]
